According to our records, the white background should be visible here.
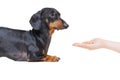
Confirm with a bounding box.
[0,0,120,80]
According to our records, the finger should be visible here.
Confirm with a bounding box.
[83,40,95,44]
[72,43,81,46]
[79,44,96,50]
[73,43,96,50]
[73,43,88,48]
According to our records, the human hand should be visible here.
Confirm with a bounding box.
[73,38,106,50]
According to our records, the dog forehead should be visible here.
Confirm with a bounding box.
[42,8,60,15]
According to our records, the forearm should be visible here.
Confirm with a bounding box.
[104,40,120,53]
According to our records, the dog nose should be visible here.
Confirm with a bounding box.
[63,22,69,28]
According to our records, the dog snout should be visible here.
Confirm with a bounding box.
[62,20,69,29]
[63,22,69,28]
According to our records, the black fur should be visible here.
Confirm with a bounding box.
[0,8,69,62]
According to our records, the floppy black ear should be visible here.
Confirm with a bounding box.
[29,12,42,30]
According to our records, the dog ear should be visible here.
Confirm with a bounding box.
[29,12,42,30]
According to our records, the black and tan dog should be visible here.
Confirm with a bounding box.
[0,8,69,62]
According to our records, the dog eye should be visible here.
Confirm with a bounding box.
[50,13,55,18]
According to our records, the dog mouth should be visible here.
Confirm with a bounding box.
[54,24,69,30]
[54,27,65,30]
[53,27,60,31]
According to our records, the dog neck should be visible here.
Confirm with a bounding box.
[30,28,51,53]
[49,28,55,36]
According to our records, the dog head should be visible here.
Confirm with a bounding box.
[29,8,69,34]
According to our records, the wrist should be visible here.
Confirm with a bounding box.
[98,39,108,48]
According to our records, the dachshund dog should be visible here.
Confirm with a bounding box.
[0,8,69,62]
